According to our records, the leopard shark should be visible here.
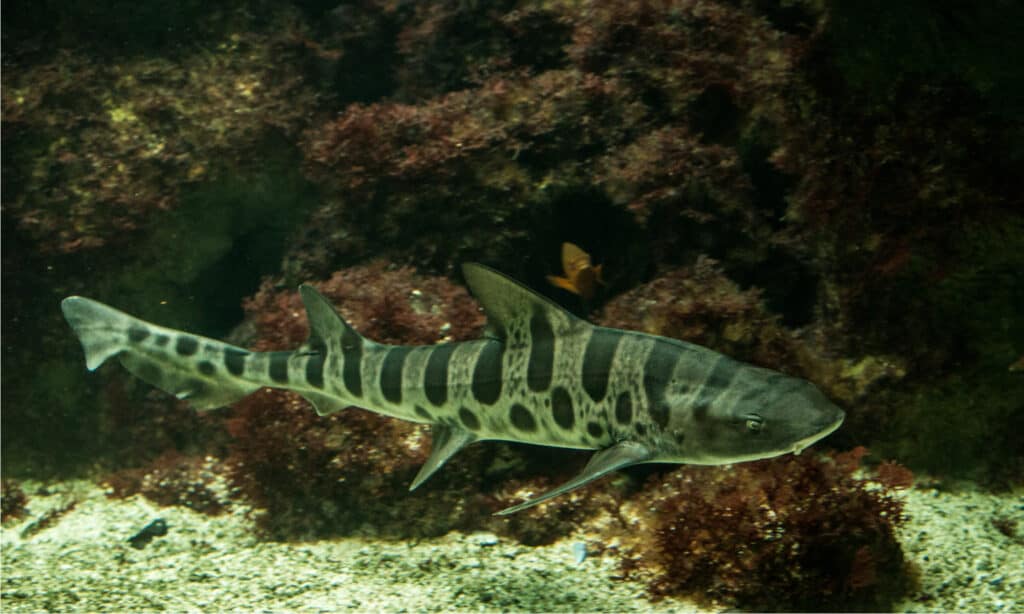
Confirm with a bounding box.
[62,264,844,514]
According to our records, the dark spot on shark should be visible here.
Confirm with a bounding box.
[674,431,686,445]
[551,386,574,429]
[581,329,622,402]
[135,359,162,385]
[471,341,503,405]
[587,421,604,439]
[342,329,363,398]
[128,326,149,343]
[651,403,670,429]
[690,356,738,413]
[306,352,325,389]
[183,379,206,398]
[643,342,679,429]
[155,334,169,347]
[634,423,648,437]
[380,346,411,404]
[415,405,432,420]
[198,360,215,376]
[424,343,456,406]
[615,392,632,424]
[459,407,481,431]
[527,308,554,392]
[224,348,248,376]
[175,335,199,356]
[509,403,537,432]
[268,352,289,384]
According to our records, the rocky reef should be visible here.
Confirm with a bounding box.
[3,0,1021,610]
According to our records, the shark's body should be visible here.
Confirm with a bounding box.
[62,264,844,514]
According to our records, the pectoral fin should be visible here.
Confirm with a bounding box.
[495,441,653,515]
[409,424,478,491]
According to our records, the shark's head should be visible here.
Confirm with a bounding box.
[655,367,845,465]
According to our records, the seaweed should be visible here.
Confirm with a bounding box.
[1,479,29,523]
[620,450,913,610]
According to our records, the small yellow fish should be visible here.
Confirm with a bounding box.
[546,242,604,300]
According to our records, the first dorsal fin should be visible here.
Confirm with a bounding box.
[461,263,583,341]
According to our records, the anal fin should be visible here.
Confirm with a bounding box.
[300,391,351,416]
[409,424,477,491]
[495,441,653,515]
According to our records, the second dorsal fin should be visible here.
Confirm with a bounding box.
[461,263,583,341]
[298,284,365,351]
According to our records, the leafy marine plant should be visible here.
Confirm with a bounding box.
[1,479,29,523]
[620,448,912,611]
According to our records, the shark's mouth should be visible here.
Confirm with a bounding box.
[791,414,845,456]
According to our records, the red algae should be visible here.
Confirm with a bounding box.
[103,451,232,515]
[1,479,29,523]
[620,452,912,611]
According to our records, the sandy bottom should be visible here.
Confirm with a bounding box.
[2,480,1021,612]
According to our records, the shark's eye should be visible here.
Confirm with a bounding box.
[744,414,764,432]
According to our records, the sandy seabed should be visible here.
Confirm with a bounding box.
[2,480,1021,612]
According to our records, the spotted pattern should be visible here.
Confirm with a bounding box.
[155,334,169,347]
[459,406,481,431]
[615,392,632,424]
[526,309,554,392]
[471,341,503,405]
[643,341,679,428]
[587,421,604,439]
[509,403,537,432]
[128,326,150,343]
[581,329,621,402]
[268,352,290,384]
[691,356,738,411]
[305,352,325,389]
[415,405,432,420]
[224,348,248,377]
[175,335,199,356]
[341,329,363,398]
[424,343,456,406]
[380,346,412,403]
[551,386,575,430]
[198,360,216,376]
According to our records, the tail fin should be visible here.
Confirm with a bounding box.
[61,296,259,410]
[61,296,131,370]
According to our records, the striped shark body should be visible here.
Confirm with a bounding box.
[62,264,844,514]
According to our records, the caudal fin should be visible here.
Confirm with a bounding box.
[61,296,131,370]
[61,295,260,410]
